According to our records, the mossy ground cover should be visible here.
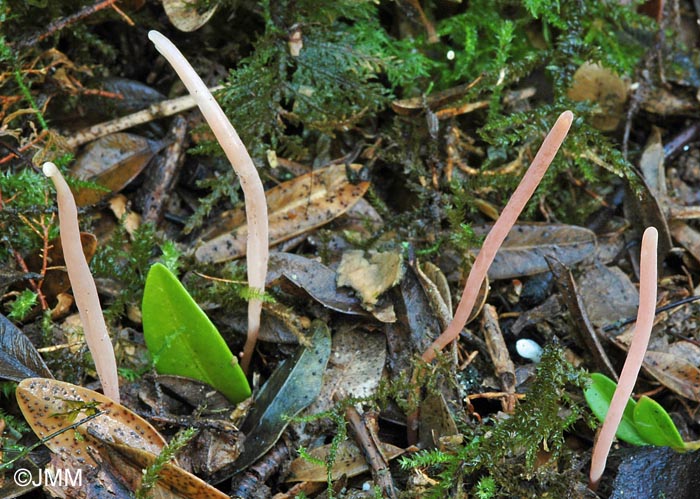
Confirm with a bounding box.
[1,0,699,497]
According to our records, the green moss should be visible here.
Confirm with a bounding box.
[401,344,589,498]
[91,221,159,320]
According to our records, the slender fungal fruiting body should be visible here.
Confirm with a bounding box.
[589,226,658,490]
[43,162,120,403]
[148,30,268,374]
[422,110,574,363]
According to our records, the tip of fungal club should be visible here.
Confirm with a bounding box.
[42,162,58,178]
[148,30,162,43]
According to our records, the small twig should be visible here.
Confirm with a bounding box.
[0,131,48,165]
[481,305,517,413]
[664,122,700,160]
[231,441,289,499]
[601,295,700,332]
[140,116,188,224]
[345,405,397,499]
[65,87,223,148]
[15,0,125,49]
[12,249,48,310]
[404,0,438,43]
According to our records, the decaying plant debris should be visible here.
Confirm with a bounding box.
[3,0,700,498]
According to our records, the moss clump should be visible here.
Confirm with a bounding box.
[401,344,590,498]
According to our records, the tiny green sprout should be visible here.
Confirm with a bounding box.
[8,290,37,321]
[584,373,700,452]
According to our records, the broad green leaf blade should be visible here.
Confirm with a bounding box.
[221,321,331,479]
[142,263,250,403]
[633,396,686,451]
[584,373,647,446]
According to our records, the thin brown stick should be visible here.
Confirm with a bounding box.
[345,405,398,499]
[15,0,121,49]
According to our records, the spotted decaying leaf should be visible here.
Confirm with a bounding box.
[91,434,229,499]
[17,378,230,498]
[71,133,164,206]
[287,439,404,482]
[306,325,386,417]
[642,351,700,402]
[16,378,166,467]
[195,164,370,263]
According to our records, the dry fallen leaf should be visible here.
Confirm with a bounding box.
[578,262,639,329]
[287,439,404,482]
[472,223,596,280]
[162,0,218,32]
[307,324,386,416]
[17,378,230,498]
[336,250,404,308]
[196,164,370,263]
[567,62,628,131]
[16,378,166,467]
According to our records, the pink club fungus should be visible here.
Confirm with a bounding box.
[43,161,120,403]
[589,226,658,490]
[422,110,574,363]
[148,30,268,374]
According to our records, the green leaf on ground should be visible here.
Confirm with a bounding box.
[584,372,647,446]
[633,395,686,451]
[142,263,250,403]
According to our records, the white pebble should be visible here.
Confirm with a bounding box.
[516,338,543,363]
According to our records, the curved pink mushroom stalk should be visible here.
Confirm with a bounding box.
[589,226,658,490]
[148,31,268,374]
[43,162,120,403]
[422,110,574,363]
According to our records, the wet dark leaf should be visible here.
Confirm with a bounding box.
[99,78,166,114]
[0,314,52,381]
[623,170,672,263]
[611,446,700,499]
[225,321,331,477]
[71,133,165,206]
[267,252,367,315]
